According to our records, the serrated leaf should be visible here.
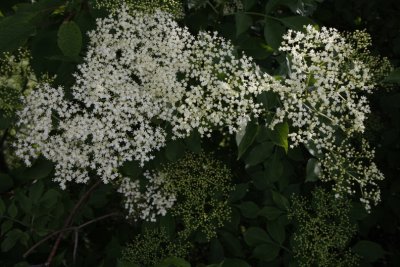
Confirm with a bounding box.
[237,122,259,159]
[235,12,252,37]
[264,18,285,50]
[57,21,82,57]
[306,158,321,182]
[243,227,271,246]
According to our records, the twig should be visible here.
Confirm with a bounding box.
[45,180,102,266]
[73,229,78,264]
[23,212,120,259]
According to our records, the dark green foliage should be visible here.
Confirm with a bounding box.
[0,0,399,266]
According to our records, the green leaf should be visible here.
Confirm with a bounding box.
[306,158,321,182]
[165,139,186,161]
[221,259,251,267]
[40,189,60,209]
[383,68,400,83]
[237,122,259,159]
[252,243,280,262]
[229,183,249,203]
[243,227,272,246]
[258,206,284,221]
[219,231,245,258]
[264,18,285,50]
[235,12,252,37]
[265,0,280,14]
[29,181,45,202]
[184,130,202,153]
[0,17,35,53]
[0,173,13,193]
[16,191,32,215]
[57,21,82,57]
[267,220,285,244]
[244,142,274,166]
[1,220,13,235]
[353,240,385,262]
[278,16,315,31]
[1,229,23,252]
[268,122,289,153]
[238,201,260,219]
[7,202,17,218]
[271,191,289,210]
[120,160,141,178]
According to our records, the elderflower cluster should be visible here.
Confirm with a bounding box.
[320,139,384,211]
[15,6,269,188]
[268,25,388,210]
[0,49,38,118]
[92,0,184,18]
[289,188,359,267]
[271,25,376,151]
[118,171,176,222]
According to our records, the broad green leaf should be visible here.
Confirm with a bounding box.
[353,240,385,262]
[383,68,400,83]
[264,18,285,50]
[165,140,186,161]
[184,130,201,153]
[221,259,251,267]
[265,0,280,14]
[264,156,283,183]
[7,202,17,218]
[1,221,13,235]
[252,243,280,262]
[29,181,45,202]
[57,21,82,57]
[238,201,260,219]
[0,17,35,53]
[16,191,32,215]
[229,183,249,203]
[120,160,141,178]
[279,16,315,31]
[235,12,252,37]
[258,206,284,221]
[271,191,289,210]
[243,0,256,11]
[237,122,259,159]
[268,122,289,153]
[267,220,285,244]
[245,142,274,166]
[243,227,271,246]
[1,229,23,252]
[219,231,245,258]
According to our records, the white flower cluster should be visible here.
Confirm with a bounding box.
[118,171,176,221]
[15,7,268,189]
[270,25,387,210]
[320,139,384,211]
[271,25,374,151]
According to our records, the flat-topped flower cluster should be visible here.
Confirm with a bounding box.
[269,25,388,210]
[15,6,270,189]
